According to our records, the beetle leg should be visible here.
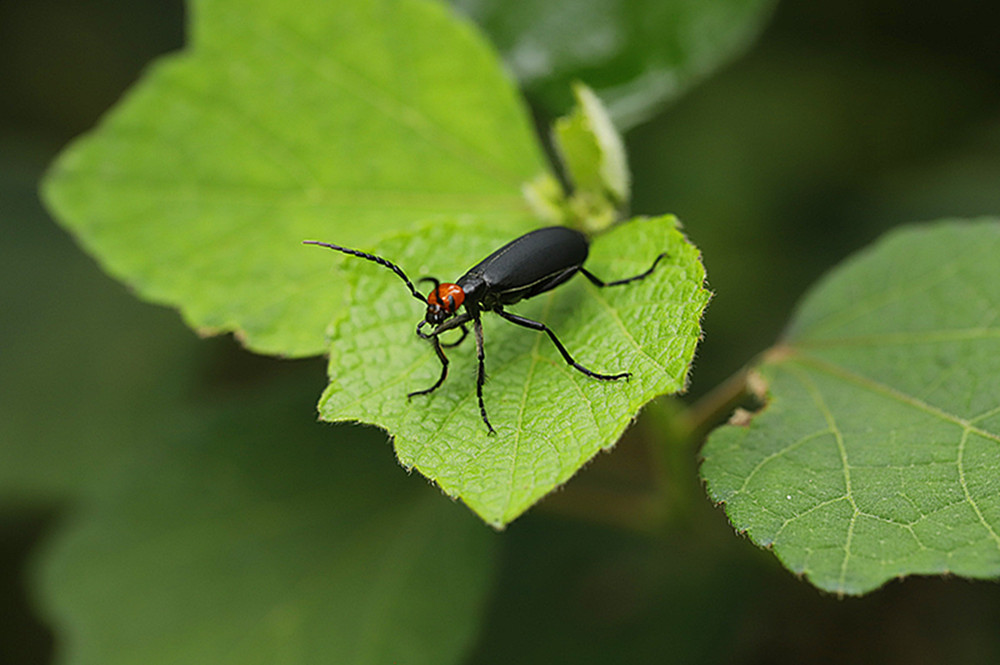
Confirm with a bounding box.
[430,311,472,335]
[411,311,493,434]
[441,323,469,348]
[579,252,669,288]
[409,312,473,398]
[495,309,630,381]
[408,334,449,399]
[472,313,495,434]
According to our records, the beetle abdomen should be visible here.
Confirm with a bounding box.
[459,227,588,305]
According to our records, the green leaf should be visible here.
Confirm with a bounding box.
[319,215,709,527]
[41,0,546,358]
[701,219,1000,595]
[0,140,203,498]
[453,0,777,129]
[35,388,495,665]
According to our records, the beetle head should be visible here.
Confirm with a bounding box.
[421,280,465,326]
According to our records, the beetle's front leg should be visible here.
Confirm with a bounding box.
[407,334,450,399]
[409,312,473,398]
[440,323,469,348]
[416,312,471,339]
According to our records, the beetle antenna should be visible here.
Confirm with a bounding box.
[303,240,426,304]
[418,277,440,292]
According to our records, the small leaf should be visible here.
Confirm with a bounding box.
[522,172,568,225]
[551,83,630,232]
[701,219,1000,595]
[35,389,495,665]
[41,0,545,357]
[558,83,630,205]
[318,215,709,527]
[453,0,777,128]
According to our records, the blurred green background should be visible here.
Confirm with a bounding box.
[3,0,999,662]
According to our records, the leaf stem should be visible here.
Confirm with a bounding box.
[684,365,764,448]
[630,363,765,530]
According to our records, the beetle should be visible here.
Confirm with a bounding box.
[305,226,668,434]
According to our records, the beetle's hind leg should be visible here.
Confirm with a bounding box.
[579,252,669,288]
[495,309,630,381]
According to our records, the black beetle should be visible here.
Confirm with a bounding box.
[305,226,667,433]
